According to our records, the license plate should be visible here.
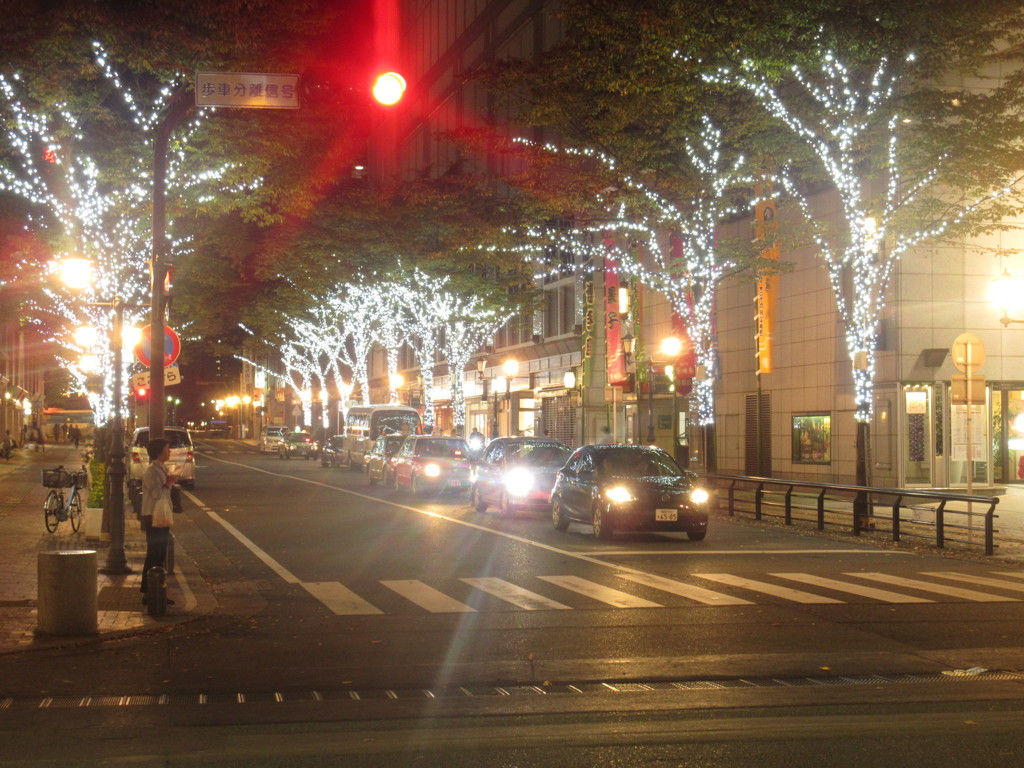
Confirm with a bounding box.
[655,508,678,522]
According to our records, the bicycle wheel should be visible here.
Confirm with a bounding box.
[69,490,83,532]
[44,490,62,533]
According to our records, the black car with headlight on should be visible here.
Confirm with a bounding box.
[470,437,572,516]
[550,445,709,541]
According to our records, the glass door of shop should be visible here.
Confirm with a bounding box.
[992,386,1024,484]
[902,385,936,487]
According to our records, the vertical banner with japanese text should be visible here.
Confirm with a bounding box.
[604,243,629,386]
[581,265,595,387]
[754,183,780,375]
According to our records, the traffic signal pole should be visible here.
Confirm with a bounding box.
[149,91,192,441]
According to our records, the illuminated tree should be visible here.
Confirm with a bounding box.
[0,44,254,423]
[706,47,1024,481]
[499,119,762,439]
[434,286,507,431]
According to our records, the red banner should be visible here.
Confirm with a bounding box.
[605,247,629,386]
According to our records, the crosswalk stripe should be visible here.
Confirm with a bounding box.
[380,580,477,613]
[461,578,572,610]
[993,572,1024,580]
[538,576,663,608]
[301,582,383,615]
[771,573,932,603]
[846,573,1017,602]
[921,572,1024,594]
[620,573,753,605]
[693,574,843,604]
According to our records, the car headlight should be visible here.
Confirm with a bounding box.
[424,463,441,478]
[505,467,534,497]
[605,485,635,504]
[690,488,710,504]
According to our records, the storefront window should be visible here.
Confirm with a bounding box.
[792,413,831,464]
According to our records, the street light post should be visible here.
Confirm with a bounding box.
[59,258,131,574]
[100,297,131,574]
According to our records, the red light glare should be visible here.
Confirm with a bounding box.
[371,72,406,105]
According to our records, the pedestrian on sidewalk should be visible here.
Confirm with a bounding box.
[140,438,176,605]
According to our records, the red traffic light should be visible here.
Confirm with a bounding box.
[136,386,148,399]
[371,72,406,106]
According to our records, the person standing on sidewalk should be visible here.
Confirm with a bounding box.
[140,438,176,605]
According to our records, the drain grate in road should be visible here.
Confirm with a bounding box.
[3,670,1022,712]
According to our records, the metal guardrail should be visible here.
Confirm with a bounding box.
[703,474,999,556]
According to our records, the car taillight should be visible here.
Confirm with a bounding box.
[132,453,141,463]
[186,450,194,462]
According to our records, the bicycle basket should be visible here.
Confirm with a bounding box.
[73,470,89,490]
[41,468,73,488]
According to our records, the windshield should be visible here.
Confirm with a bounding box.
[507,442,571,467]
[135,430,191,449]
[375,412,419,437]
[595,448,681,478]
[415,439,468,458]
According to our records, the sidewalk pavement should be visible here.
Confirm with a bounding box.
[0,442,199,653]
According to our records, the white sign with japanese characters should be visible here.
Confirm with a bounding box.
[196,72,300,109]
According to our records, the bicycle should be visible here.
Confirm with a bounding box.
[41,465,88,533]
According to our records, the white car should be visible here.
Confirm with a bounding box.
[259,426,287,454]
[128,427,196,490]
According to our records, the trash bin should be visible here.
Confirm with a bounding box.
[36,550,98,636]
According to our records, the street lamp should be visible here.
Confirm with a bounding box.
[389,372,404,404]
[992,269,1024,326]
[58,257,132,574]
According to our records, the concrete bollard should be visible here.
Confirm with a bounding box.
[36,550,98,636]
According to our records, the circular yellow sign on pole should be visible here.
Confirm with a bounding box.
[951,332,985,373]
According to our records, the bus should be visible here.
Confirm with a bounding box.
[341,405,421,469]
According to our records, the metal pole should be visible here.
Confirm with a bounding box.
[100,298,131,574]
[149,92,192,441]
[646,361,655,444]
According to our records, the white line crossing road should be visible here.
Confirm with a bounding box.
[844,572,1019,602]
[316,569,1022,615]
[538,575,663,608]
[694,574,843,604]
[460,578,573,610]
[381,580,478,613]
[920,572,1024,593]
[770,573,933,603]
[619,573,753,606]
[301,582,383,615]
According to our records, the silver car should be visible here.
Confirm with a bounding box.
[259,426,287,454]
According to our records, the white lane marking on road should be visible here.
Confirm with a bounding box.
[846,573,1018,602]
[771,573,932,603]
[301,582,383,615]
[619,573,753,605]
[204,509,299,584]
[191,496,387,615]
[692,574,843,604]
[381,580,477,613]
[921,572,1024,594]
[538,575,662,608]
[460,578,572,611]
[592,549,908,556]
